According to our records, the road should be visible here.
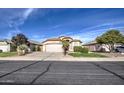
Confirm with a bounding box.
[0,60,123,85]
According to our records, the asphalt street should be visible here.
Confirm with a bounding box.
[0,60,123,85]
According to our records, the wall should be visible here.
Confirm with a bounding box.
[42,41,63,52]
[70,41,81,51]
[0,44,10,52]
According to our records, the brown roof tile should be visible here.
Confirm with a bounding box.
[72,39,82,43]
[42,38,61,43]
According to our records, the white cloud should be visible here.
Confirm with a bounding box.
[70,30,108,43]
[70,26,124,43]
[29,34,46,42]
[32,35,40,38]
[7,8,35,28]
[5,8,35,39]
[23,8,34,20]
[6,27,21,39]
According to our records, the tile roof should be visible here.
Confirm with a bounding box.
[72,39,82,43]
[83,40,97,45]
[28,40,42,45]
[42,38,61,43]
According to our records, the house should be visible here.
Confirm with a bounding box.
[83,40,123,52]
[0,39,42,52]
[0,39,13,52]
[0,36,82,53]
[42,36,82,52]
[28,40,42,51]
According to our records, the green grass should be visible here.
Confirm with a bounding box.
[0,52,17,57]
[69,52,107,57]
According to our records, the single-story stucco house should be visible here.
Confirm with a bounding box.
[83,40,123,52]
[0,39,42,52]
[28,40,42,51]
[0,39,13,52]
[41,36,82,52]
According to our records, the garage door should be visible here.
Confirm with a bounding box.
[45,44,63,52]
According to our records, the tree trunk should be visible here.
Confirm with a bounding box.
[109,43,114,53]
[104,44,111,52]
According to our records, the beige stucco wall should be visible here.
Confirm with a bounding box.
[69,41,82,51]
[84,44,111,52]
[42,40,82,52]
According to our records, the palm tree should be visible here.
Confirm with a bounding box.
[61,40,70,55]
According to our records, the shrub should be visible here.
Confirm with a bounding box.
[81,47,89,53]
[74,46,89,53]
[74,46,83,52]
[35,45,41,51]
[0,50,3,53]
[17,44,29,55]
[11,44,17,52]
[17,44,28,51]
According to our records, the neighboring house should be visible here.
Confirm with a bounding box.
[28,40,42,51]
[0,39,42,52]
[0,39,13,52]
[42,36,82,52]
[83,40,123,52]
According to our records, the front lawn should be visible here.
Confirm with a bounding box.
[69,52,107,57]
[0,52,17,57]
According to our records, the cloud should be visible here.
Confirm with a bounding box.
[6,27,21,39]
[5,8,35,39]
[29,34,46,42]
[23,8,34,19]
[9,8,35,28]
[69,26,124,43]
[51,24,61,29]
[78,22,124,33]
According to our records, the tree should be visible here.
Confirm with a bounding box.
[62,40,70,55]
[11,33,29,47]
[96,29,124,52]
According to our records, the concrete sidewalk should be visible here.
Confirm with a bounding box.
[0,52,52,61]
[0,52,124,61]
[45,57,124,61]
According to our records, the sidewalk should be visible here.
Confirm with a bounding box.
[45,57,124,62]
[0,52,51,61]
[0,52,123,62]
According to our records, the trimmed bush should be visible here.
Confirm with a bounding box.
[74,46,89,53]
[74,46,83,52]
[81,47,89,53]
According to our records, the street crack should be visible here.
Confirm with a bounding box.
[30,63,52,84]
[90,62,124,81]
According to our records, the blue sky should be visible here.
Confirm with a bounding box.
[0,8,124,43]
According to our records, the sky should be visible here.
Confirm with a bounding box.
[0,8,124,43]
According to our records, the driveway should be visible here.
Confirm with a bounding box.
[0,61,123,85]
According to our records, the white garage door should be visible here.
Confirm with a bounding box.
[45,44,63,52]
